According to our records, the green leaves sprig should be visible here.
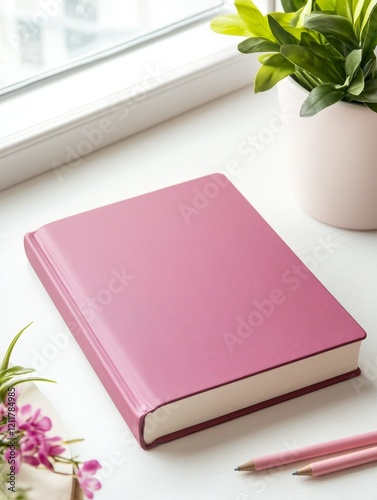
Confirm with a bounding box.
[211,0,377,116]
[0,323,55,402]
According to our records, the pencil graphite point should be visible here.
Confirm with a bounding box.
[292,471,298,476]
[293,465,313,476]
[235,460,256,472]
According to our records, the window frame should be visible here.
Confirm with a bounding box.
[0,1,275,190]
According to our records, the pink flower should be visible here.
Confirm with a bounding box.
[37,435,66,470]
[76,460,102,499]
[17,404,52,434]
[2,402,67,472]
[1,394,101,499]
[16,440,40,471]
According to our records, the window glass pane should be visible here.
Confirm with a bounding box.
[0,0,224,95]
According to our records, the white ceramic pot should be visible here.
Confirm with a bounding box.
[277,77,377,230]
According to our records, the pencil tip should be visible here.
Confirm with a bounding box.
[292,471,298,476]
[234,467,239,471]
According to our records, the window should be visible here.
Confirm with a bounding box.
[0,0,224,95]
[0,1,274,190]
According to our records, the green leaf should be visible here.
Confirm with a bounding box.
[300,32,344,60]
[335,0,353,22]
[357,0,377,38]
[0,323,57,403]
[363,78,377,92]
[304,12,358,47]
[258,53,273,64]
[352,0,363,19]
[267,15,299,45]
[234,0,274,39]
[0,378,56,401]
[0,322,33,372]
[0,365,35,377]
[281,0,307,12]
[361,4,377,54]
[254,53,295,92]
[268,12,320,44]
[316,0,336,11]
[298,0,314,25]
[365,102,377,112]
[268,12,303,34]
[347,67,365,95]
[210,14,252,37]
[362,52,377,79]
[281,44,344,83]
[62,438,85,445]
[345,49,362,78]
[356,78,377,101]
[0,366,35,384]
[322,35,348,58]
[300,83,345,116]
[238,37,280,54]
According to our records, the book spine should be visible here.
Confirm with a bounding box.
[24,232,146,448]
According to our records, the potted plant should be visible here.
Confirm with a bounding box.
[211,0,377,229]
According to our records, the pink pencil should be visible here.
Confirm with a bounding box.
[293,446,377,476]
[235,430,377,472]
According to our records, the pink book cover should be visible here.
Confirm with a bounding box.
[24,174,366,449]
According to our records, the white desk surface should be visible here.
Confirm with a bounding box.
[1,85,377,500]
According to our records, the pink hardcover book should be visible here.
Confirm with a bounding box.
[24,174,366,449]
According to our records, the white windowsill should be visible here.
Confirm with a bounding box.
[0,4,272,191]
